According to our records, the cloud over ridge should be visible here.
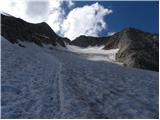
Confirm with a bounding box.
[61,2,112,40]
[0,0,112,40]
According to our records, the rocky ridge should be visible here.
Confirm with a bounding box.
[1,14,159,71]
[1,14,70,47]
[70,28,159,71]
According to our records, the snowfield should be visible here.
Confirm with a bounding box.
[1,36,159,119]
[66,45,120,64]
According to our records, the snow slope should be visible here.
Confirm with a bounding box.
[1,36,159,119]
[66,45,120,64]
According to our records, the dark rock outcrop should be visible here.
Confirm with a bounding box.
[116,28,159,71]
[70,35,107,47]
[71,28,159,71]
[1,14,66,47]
[62,37,71,45]
[70,34,121,50]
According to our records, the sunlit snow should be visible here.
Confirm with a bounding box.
[67,45,120,64]
[1,36,158,119]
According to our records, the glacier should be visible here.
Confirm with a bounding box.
[66,45,120,64]
[1,36,159,119]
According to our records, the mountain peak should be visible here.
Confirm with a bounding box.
[70,27,159,71]
[121,27,158,36]
[1,14,66,47]
[122,27,139,31]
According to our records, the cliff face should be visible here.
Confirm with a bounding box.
[71,28,159,71]
[116,28,159,71]
[1,14,68,47]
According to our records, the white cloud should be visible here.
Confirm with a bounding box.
[61,2,112,40]
[0,0,26,19]
[0,0,112,40]
[0,0,68,23]
[24,0,50,23]
[47,0,65,33]
[46,0,74,34]
[67,0,75,8]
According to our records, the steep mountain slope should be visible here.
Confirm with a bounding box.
[1,14,158,71]
[116,28,159,71]
[1,14,69,47]
[1,36,158,119]
[70,28,159,71]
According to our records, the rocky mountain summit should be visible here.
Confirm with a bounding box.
[70,28,159,71]
[1,14,69,47]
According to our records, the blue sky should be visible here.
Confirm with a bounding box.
[73,1,159,36]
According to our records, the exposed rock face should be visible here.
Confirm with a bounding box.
[70,33,121,49]
[70,36,107,47]
[71,28,159,71]
[1,14,66,47]
[116,28,159,71]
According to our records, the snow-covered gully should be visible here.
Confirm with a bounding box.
[1,37,159,119]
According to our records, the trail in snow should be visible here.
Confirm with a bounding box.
[1,37,159,119]
[56,63,65,112]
